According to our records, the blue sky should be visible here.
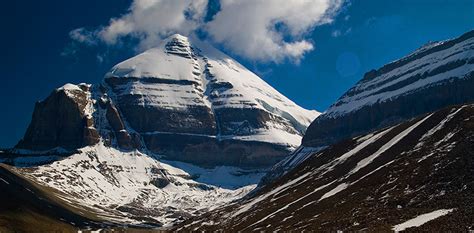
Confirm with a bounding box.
[0,0,473,148]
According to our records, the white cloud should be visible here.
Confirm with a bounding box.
[85,0,208,50]
[70,0,345,63]
[206,0,344,63]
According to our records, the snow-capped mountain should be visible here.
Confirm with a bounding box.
[1,34,319,228]
[176,103,474,231]
[303,30,474,148]
[16,34,318,167]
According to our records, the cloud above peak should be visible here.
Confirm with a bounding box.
[71,0,345,63]
[206,0,344,63]
[97,0,207,49]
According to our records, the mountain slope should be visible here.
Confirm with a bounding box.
[2,143,265,227]
[15,34,318,167]
[303,30,474,148]
[176,104,474,231]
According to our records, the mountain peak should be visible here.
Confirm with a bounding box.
[166,33,190,41]
[100,33,320,166]
[164,34,194,59]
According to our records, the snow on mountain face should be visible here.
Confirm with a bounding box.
[176,104,474,231]
[105,34,317,140]
[102,34,319,166]
[13,142,264,227]
[303,30,474,148]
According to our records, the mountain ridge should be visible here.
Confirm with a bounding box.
[303,29,474,148]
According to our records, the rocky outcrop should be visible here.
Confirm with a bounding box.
[16,84,99,151]
[103,100,140,150]
[303,30,474,148]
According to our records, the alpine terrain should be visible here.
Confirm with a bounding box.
[0,34,318,229]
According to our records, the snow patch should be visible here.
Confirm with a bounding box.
[392,209,455,232]
[57,83,82,92]
[347,114,432,176]
[319,183,349,201]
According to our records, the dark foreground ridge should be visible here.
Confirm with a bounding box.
[175,104,474,231]
[0,164,98,232]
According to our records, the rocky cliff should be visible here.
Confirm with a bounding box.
[16,84,99,151]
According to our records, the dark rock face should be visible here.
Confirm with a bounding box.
[303,30,474,148]
[104,101,138,150]
[104,77,217,135]
[143,133,288,167]
[304,73,474,147]
[104,76,290,166]
[105,75,297,165]
[215,108,295,136]
[14,78,299,167]
[16,85,99,151]
[176,104,474,231]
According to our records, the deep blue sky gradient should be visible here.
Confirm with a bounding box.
[0,0,473,147]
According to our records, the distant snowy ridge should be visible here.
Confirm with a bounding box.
[326,32,474,118]
[303,29,474,148]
